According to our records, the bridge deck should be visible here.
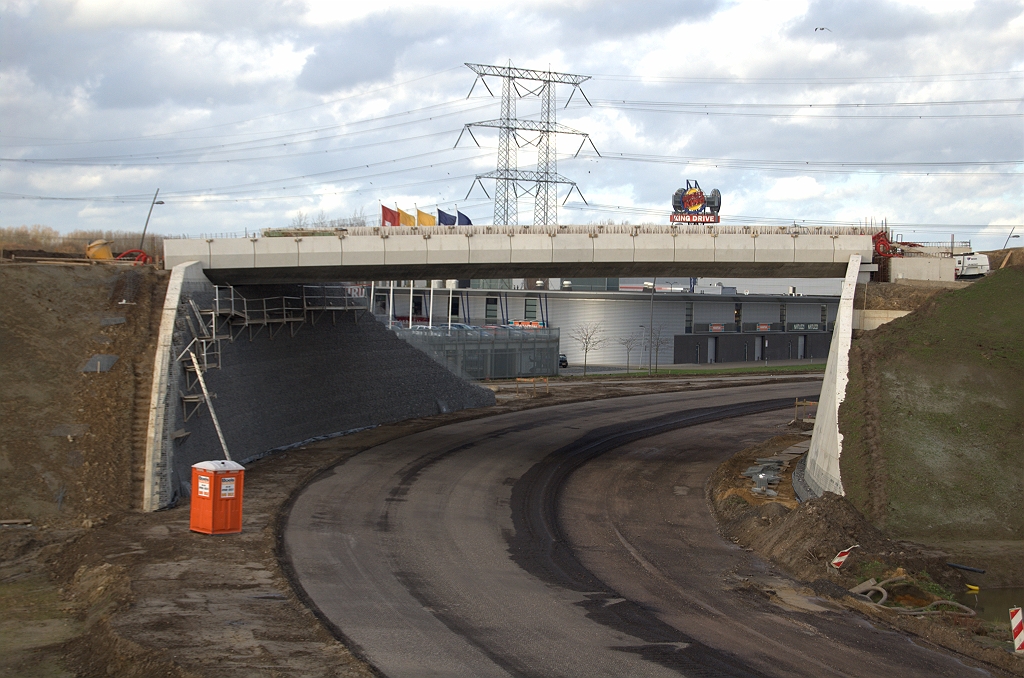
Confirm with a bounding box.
[164,225,875,284]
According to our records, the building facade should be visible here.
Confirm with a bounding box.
[373,283,839,368]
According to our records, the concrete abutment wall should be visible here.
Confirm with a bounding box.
[804,254,862,498]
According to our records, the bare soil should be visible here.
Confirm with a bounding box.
[852,281,952,311]
[709,439,1024,675]
[0,262,167,527]
[983,247,1024,270]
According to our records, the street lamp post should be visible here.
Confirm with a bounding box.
[644,278,656,376]
[139,188,165,251]
[1003,227,1020,249]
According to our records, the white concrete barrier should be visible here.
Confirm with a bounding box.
[805,254,862,498]
[143,261,212,511]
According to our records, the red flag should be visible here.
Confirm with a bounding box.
[382,205,399,227]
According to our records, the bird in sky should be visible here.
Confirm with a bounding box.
[814,27,832,32]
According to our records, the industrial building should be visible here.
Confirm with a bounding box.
[373,283,839,369]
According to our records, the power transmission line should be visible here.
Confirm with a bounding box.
[458,63,596,226]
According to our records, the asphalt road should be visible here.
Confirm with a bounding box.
[284,385,991,677]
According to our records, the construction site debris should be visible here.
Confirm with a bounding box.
[78,354,118,372]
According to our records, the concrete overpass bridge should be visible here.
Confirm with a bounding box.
[163,224,875,284]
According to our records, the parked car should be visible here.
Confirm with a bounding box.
[559,353,568,368]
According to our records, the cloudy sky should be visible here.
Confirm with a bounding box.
[2,0,1022,249]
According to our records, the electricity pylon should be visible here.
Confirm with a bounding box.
[457,63,599,226]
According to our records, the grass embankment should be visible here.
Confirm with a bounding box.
[552,363,826,381]
[839,267,1023,581]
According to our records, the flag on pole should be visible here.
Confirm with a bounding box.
[398,208,416,227]
[381,205,399,227]
[457,211,473,225]
[438,209,456,225]
[830,545,859,569]
[417,209,436,226]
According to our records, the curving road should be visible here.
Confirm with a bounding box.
[284,384,994,677]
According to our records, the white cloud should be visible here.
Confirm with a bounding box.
[765,176,826,201]
[0,0,1019,244]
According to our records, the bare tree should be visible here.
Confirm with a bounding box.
[616,331,643,372]
[652,324,672,373]
[290,210,309,229]
[311,209,329,229]
[329,207,371,229]
[569,322,606,377]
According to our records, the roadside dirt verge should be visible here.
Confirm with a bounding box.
[4,255,833,675]
[1,262,167,677]
[709,438,1024,676]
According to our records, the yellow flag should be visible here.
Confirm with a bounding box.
[398,209,415,226]
[417,209,437,226]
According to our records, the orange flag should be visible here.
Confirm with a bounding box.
[398,208,415,227]
[417,209,436,226]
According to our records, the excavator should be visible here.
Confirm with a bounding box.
[85,240,153,264]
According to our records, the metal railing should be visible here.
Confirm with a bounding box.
[213,284,368,340]
[393,326,560,380]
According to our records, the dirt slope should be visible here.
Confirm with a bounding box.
[839,266,1024,584]
[0,263,166,527]
[983,247,1024,270]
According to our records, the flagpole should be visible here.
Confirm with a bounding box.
[408,280,414,329]
[414,203,418,227]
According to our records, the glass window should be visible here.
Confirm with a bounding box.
[524,298,538,320]
[485,297,498,321]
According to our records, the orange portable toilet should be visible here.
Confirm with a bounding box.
[189,460,245,534]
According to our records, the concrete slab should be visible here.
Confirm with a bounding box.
[754,234,795,263]
[209,238,255,269]
[297,236,342,268]
[342,233,386,267]
[510,233,552,264]
[426,233,471,265]
[253,237,298,268]
[672,233,716,262]
[383,234,427,266]
[633,233,675,262]
[550,233,593,263]
[79,354,118,372]
[714,234,757,262]
[591,233,633,263]
[467,233,512,264]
